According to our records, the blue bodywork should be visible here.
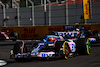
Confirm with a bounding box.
[42,35,61,42]
[14,35,63,58]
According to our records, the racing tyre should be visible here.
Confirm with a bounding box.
[10,31,19,41]
[55,41,64,58]
[13,42,27,61]
[77,38,91,55]
[13,42,27,54]
[55,41,70,59]
[63,41,70,59]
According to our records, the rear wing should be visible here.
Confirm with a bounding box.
[54,31,80,38]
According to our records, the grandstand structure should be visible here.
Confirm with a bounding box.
[0,0,100,26]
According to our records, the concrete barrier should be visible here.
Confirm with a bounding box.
[0,24,99,39]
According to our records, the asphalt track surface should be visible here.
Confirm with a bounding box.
[0,41,100,67]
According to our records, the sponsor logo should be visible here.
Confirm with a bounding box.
[55,31,79,37]
[37,52,55,57]
[42,53,52,57]
[16,53,29,58]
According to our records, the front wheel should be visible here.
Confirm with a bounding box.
[13,41,28,61]
[55,41,70,59]
[77,38,91,55]
[63,41,70,59]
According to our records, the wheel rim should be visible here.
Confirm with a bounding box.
[63,41,69,59]
[86,38,91,54]
[65,44,69,55]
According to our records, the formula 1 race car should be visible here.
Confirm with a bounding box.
[10,26,91,61]
[0,30,18,41]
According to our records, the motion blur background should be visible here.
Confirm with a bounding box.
[0,0,100,26]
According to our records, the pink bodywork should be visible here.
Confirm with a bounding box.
[37,52,55,57]
[0,31,9,39]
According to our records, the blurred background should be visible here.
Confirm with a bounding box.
[0,0,100,26]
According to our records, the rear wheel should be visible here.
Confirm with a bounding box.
[10,31,19,41]
[86,38,91,55]
[77,38,91,55]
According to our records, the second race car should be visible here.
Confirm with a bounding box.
[0,30,18,41]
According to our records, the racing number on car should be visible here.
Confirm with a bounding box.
[72,44,74,51]
[71,43,76,52]
[40,52,55,57]
[67,41,76,52]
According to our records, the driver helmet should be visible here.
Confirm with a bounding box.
[48,37,55,41]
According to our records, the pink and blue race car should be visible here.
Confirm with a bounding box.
[10,26,91,61]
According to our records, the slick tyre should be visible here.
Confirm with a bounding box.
[13,42,22,54]
[55,41,70,59]
[13,42,27,54]
[10,31,18,38]
[10,31,19,41]
[63,41,70,59]
[77,38,91,55]
[55,41,65,58]
[13,42,27,61]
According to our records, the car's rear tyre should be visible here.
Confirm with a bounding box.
[11,31,18,37]
[77,38,91,55]
[10,31,19,41]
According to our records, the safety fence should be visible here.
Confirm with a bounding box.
[0,0,100,26]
